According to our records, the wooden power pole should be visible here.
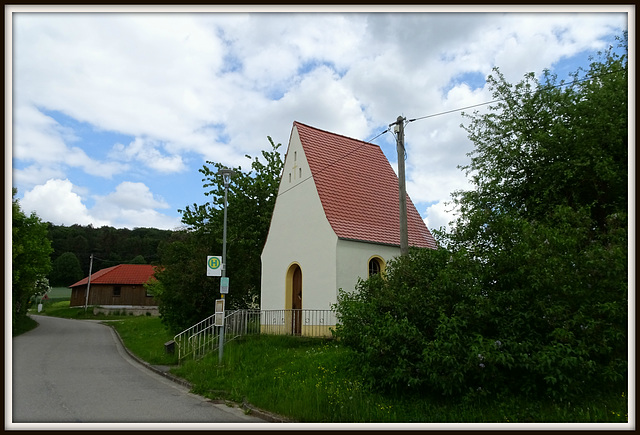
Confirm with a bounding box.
[393,115,409,256]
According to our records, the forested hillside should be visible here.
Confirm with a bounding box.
[47,224,174,286]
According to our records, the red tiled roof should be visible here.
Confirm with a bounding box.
[294,122,437,249]
[69,264,157,288]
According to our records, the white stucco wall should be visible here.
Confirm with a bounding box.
[335,239,401,300]
[261,126,338,311]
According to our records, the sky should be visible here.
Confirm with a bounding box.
[7,6,630,233]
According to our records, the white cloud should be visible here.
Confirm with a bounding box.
[12,104,77,164]
[12,104,124,190]
[12,13,228,163]
[111,138,186,173]
[276,66,369,138]
[423,200,460,234]
[18,179,181,230]
[91,181,182,229]
[13,164,67,189]
[96,181,169,211]
[10,9,628,231]
[20,179,107,227]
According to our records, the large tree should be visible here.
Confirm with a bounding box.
[49,251,84,286]
[334,35,628,400]
[12,189,53,330]
[150,137,283,332]
[454,34,627,241]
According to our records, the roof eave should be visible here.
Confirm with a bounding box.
[337,236,435,250]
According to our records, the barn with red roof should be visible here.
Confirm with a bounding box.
[69,264,159,315]
[261,122,436,335]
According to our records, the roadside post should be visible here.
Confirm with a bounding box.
[217,167,235,363]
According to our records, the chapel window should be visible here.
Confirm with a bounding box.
[368,257,383,277]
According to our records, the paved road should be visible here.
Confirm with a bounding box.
[11,315,264,425]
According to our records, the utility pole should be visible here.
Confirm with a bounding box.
[84,253,94,312]
[217,168,235,363]
[393,115,409,256]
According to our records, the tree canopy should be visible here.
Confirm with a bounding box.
[49,251,84,286]
[150,137,284,332]
[12,189,53,330]
[453,34,627,243]
[47,224,173,278]
[334,34,628,401]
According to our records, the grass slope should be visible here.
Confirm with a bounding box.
[26,304,629,424]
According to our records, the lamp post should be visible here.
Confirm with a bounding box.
[217,167,235,363]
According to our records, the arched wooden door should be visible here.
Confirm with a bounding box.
[291,265,302,335]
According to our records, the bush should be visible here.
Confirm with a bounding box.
[335,39,627,402]
[333,210,627,400]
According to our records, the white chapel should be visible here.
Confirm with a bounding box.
[260,121,437,335]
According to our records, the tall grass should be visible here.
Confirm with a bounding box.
[110,316,178,366]
[170,335,629,423]
[29,306,629,423]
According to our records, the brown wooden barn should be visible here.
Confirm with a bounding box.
[69,264,158,314]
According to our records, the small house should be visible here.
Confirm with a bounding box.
[69,264,159,316]
[260,122,437,335]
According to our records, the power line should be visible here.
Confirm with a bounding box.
[364,127,390,144]
[406,67,625,126]
[407,100,502,124]
[275,67,626,199]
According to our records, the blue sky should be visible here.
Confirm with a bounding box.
[8,6,629,231]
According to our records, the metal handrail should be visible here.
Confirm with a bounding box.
[175,309,336,362]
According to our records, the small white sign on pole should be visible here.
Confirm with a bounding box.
[207,256,222,277]
[214,299,225,327]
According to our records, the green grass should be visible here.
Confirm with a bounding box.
[109,316,178,366]
[29,304,629,423]
[49,286,72,299]
[31,300,133,320]
[12,315,39,336]
[170,335,629,423]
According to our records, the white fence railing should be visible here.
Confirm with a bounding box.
[174,309,336,361]
[173,312,218,361]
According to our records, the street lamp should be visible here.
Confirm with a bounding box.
[217,167,235,363]
[218,168,235,283]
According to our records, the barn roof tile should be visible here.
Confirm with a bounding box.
[69,264,157,288]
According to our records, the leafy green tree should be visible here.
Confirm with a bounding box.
[128,254,147,264]
[47,224,172,276]
[146,231,218,333]
[12,189,53,330]
[49,251,84,286]
[454,34,627,238]
[151,137,284,332]
[334,34,628,401]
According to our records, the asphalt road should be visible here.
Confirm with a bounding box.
[11,315,264,425]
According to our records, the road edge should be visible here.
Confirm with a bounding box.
[106,324,290,423]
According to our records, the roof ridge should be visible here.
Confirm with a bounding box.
[293,121,378,149]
